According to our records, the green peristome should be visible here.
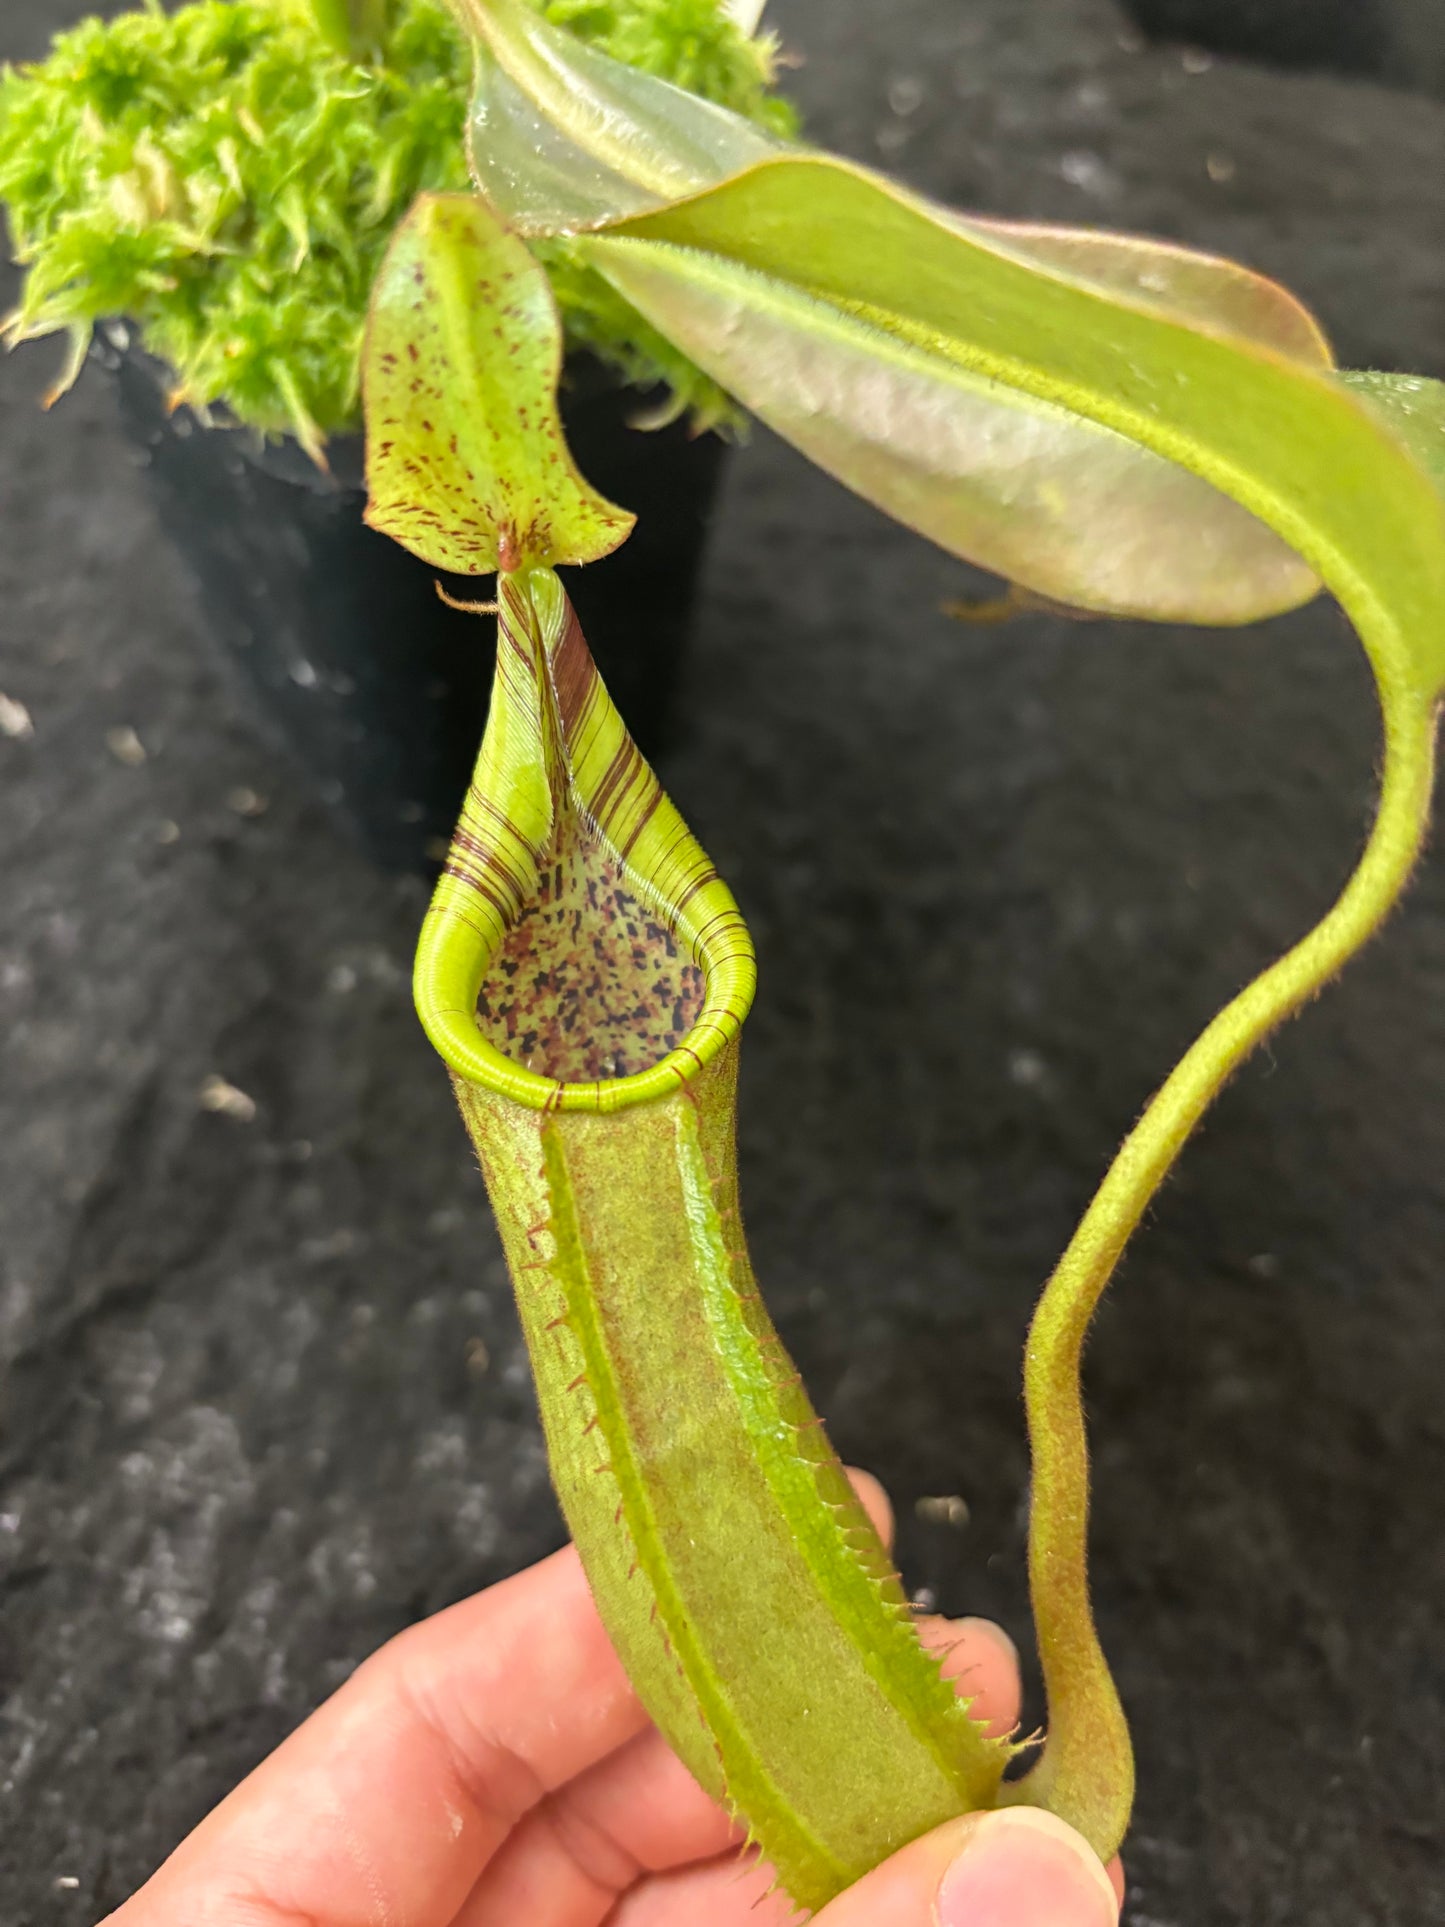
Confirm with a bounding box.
[419,568,1013,1910]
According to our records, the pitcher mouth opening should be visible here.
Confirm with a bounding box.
[473,804,753,1107]
[413,570,755,1113]
[416,814,754,1110]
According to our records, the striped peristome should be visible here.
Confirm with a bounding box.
[417,568,755,1112]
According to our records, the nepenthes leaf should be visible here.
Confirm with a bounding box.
[451,0,782,232]
[1339,370,1445,500]
[564,156,1445,682]
[364,191,634,573]
[450,0,1337,625]
[370,23,1445,1893]
[580,159,1445,1863]
[572,159,1355,628]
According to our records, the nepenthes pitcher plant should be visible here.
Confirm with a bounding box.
[358,6,1445,1907]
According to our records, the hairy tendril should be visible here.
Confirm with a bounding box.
[1014,590,1438,1849]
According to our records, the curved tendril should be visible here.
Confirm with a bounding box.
[1013,675,1438,1856]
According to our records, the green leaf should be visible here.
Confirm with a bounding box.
[454,0,1329,369]
[576,182,1316,623]
[451,0,782,231]
[449,1,1355,622]
[1339,370,1445,500]
[576,156,1445,664]
[573,155,1445,1862]
[362,190,634,572]
[947,216,1331,367]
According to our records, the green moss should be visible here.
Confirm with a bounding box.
[537,0,795,138]
[0,0,795,447]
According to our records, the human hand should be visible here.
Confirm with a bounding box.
[104,1472,1123,1927]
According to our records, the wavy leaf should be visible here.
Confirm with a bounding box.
[450,0,1344,621]
[363,191,634,573]
[569,156,1445,666]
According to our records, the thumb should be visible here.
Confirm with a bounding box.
[810,1807,1121,1927]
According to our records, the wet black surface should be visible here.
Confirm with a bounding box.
[1122,0,1445,98]
[3,1,1445,1922]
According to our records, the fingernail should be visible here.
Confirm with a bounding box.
[935,1809,1119,1927]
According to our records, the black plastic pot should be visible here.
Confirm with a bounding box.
[101,325,727,870]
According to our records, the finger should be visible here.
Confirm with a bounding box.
[842,1469,1024,1739]
[599,1615,1026,1927]
[845,1465,893,1547]
[607,1844,796,1927]
[812,1808,1120,1927]
[610,1823,1121,1927]
[445,1468,890,1926]
[449,1726,742,1927]
[105,1544,647,1927]
[447,1468,988,1927]
[916,1614,1022,1739]
[844,1470,1025,1739]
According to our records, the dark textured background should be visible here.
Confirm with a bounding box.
[1121,0,1445,96]
[3,1,1445,1921]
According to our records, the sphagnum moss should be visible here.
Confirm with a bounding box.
[0,0,796,454]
